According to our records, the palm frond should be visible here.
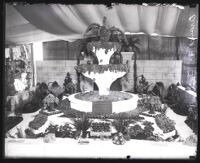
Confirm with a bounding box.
[72,115,92,132]
[84,23,101,37]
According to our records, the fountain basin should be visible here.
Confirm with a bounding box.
[75,64,129,95]
[68,91,138,114]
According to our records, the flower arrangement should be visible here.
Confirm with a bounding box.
[155,114,175,133]
[43,93,59,111]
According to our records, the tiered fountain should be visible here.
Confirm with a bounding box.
[68,18,138,114]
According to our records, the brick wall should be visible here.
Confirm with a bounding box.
[122,52,182,91]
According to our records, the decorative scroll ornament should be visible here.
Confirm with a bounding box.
[189,14,197,38]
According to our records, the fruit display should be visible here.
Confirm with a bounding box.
[28,113,48,130]
[155,114,175,133]
[90,122,111,137]
[128,125,145,139]
[74,91,132,102]
[91,122,110,132]
[112,132,126,145]
[62,108,145,120]
[45,124,74,138]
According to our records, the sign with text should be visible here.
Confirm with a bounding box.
[92,101,112,114]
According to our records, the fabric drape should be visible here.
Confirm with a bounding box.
[6,4,198,44]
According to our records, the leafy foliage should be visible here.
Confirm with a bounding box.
[22,82,49,113]
[185,104,198,135]
[72,115,92,138]
[138,94,166,114]
[57,98,71,111]
[112,115,131,134]
[87,41,121,54]
[136,75,151,94]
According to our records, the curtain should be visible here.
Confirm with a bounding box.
[6,4,198,44]
[175,5,199,38]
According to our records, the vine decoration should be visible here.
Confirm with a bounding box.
[75,64,129,74]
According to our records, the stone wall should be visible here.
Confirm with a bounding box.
[36,60,77,85]
[36,56,182,91]
[122,52,182,91]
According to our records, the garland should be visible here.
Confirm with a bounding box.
[87,41,121,54]
[75,64,129,74]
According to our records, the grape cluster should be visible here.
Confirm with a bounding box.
[112,132,126,145]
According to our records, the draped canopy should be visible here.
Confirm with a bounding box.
[5,3,198,44]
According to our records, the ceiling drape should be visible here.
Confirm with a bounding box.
[6,4,198,44]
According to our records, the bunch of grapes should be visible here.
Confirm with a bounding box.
[112,132,126,145]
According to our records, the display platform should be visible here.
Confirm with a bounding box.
[5,138,196,158]
[5,106,197,159]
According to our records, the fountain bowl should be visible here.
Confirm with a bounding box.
[68,91,138,114]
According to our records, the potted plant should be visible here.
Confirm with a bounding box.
[72,115,92,138]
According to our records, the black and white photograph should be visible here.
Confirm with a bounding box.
[3,1,198,159]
